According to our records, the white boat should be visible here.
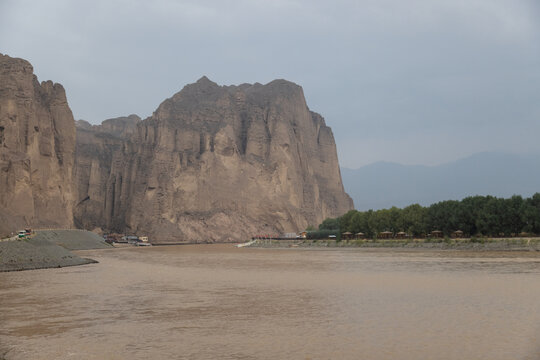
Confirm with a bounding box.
[236,240,257,248]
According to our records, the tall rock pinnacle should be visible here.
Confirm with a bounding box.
[0,53,76,235]
[76,77,353,241]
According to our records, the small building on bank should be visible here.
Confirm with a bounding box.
[429,230,443,238]
[342,232,354,240]
[395,231,407,239]
[451,230,463,238]
[355,232,365,239]
[378,231,393,239]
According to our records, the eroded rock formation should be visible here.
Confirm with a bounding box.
[75,77,353,242]
[74,115,140,231]
[0,54,75,236]
[0,53,352,241]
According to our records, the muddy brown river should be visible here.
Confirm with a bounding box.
[1,245,539,359]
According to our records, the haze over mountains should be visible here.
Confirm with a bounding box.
[342,152,540,211]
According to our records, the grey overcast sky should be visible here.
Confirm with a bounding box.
[1,0,539,168]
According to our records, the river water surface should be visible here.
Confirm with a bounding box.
[1,245,539,359]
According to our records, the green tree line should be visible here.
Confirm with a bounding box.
[318,193,540,238]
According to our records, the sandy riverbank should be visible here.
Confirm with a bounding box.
[0,230,111,272]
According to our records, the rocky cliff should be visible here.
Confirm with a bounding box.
[74,115,140,231]
[78,77,353,242]
[0,54,352,241]
[0,54,76,236]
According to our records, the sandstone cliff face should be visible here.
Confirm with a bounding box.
[0,54,351,241]
[74,115,140,230]
[0,54,75,236]
[99,77,353,241]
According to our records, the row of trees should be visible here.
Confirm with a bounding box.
[318,194,540,238]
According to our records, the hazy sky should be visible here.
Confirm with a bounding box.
[1,0,539,168]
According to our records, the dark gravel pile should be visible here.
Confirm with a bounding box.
[0,230,110,272]
[33,230,111,250]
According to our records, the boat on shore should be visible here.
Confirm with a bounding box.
[236,240,257,248]
[135,242,152,247]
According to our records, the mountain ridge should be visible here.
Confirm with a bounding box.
[342,151,540,211]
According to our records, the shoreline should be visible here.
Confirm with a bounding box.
[0,258,98,273]
[245,237,540,251]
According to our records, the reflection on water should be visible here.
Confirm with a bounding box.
[1,245,539,359]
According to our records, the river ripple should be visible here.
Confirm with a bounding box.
[1,245,539,359]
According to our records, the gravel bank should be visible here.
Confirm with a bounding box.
[32,229,111,250]
[0,230,111,272]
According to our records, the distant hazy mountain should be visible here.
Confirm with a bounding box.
[341,152,540,210]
